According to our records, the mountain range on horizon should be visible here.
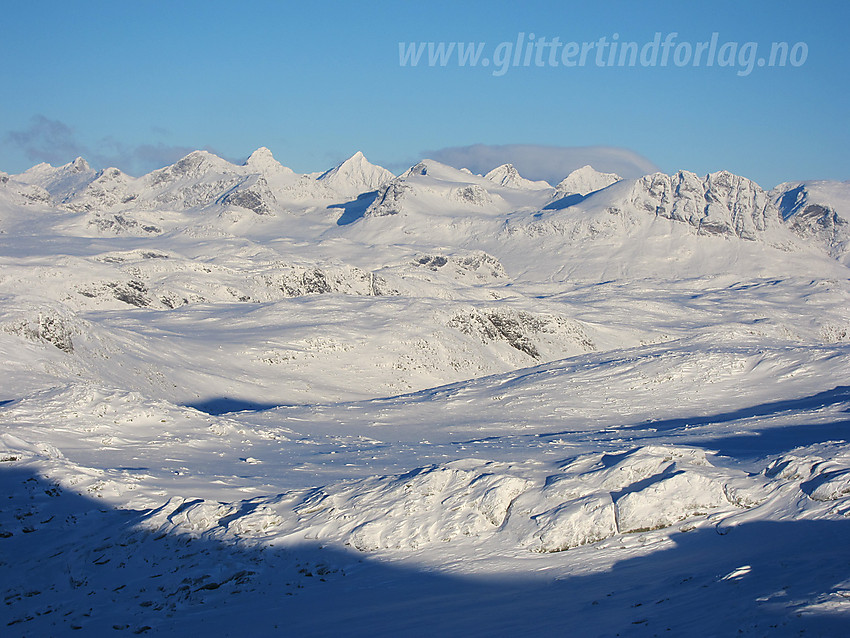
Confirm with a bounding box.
[1,146,848,272]
[6,145,849,200]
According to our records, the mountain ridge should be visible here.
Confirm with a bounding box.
[3,149,849,269]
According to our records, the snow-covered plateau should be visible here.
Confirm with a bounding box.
[1,149,849,636]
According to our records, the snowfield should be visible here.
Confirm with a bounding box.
[1,150,849,636]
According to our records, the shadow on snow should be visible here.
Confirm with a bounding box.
[186,398,283,415]
[539,385,850,458]
[627,385,850,433]
[333,191,380,226]
[2,464,849,637]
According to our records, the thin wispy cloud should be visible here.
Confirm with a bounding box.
[3,115,226,176]
[94,136,206,176]
[423,143,660,184]
[3,115,85,166]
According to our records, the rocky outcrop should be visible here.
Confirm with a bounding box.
[628,170,780,239]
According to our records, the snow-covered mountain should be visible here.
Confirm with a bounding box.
[2,148,850,636]
[11,148,395,220]
[555,164,621,196]
[624,169,780,239]
[15,156,97,202]
[11,150,845,268]
[484,163,552,190]
[317,150,395,197]
[772,179,850,264]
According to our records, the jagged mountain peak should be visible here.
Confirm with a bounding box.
[404,161,430,177]
[484,164,551,190]
[624,169,778,240]
[19,156,94,179]
[13,156,97,203]
[70,156,91,172]
[484,163,519,179]
[704,169,762,191]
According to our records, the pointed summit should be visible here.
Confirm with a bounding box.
[484,164,551,190]
[14,156,97,202]
[246,146,274,164]
[555,165,621,196]
[244,147,288,172]
[317,151,394,197]
[71,157,90,173]
[319,151,369,176]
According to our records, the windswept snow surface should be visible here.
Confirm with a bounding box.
[1,151,850,636]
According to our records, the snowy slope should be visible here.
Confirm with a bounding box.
[15,156,97,202]
[772,179,850,264]
[1,149,849,636]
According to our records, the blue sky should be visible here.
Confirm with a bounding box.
[1,0,847,187]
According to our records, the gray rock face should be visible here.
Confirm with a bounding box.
[218,176,276,215]
[67,168,136,212]
[365,180,410,217]
[772,182,850,261]
[629,170,779,239]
